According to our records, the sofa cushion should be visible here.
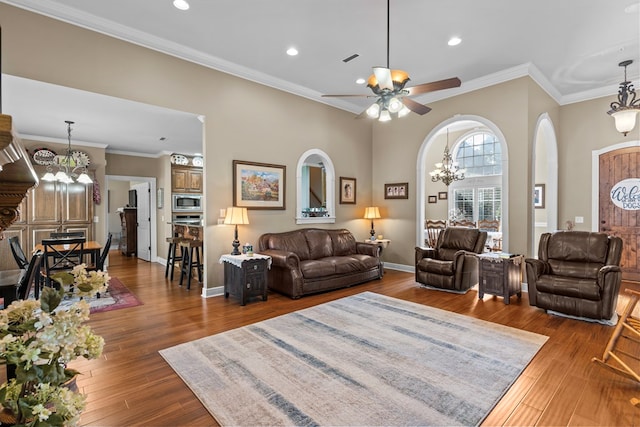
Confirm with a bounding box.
[300,259,336,278]
[266,232,310,260]
[535,275,601,301]
[547,232,609,264]
[440,227,481,252]
[417,258,454,276]
[350,254,381,270]
[323,256,363,274]
[548,260,603,280]
[329,229,357,256]
[305,229,334,259]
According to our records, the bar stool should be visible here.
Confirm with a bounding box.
[179,239,203,290]
[165,236,185,280]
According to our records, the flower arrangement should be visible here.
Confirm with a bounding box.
[0,264,109,426]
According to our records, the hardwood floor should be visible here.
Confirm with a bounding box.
[71,251,640,426]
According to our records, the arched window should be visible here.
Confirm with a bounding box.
[450,131,502,223]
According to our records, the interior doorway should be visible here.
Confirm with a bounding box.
[104,175,157,263]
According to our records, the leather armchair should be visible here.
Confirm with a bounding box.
[415,227,487,292]
[525,231,623,321]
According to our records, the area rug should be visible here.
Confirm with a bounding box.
[159,292,548,426]
[56,277,143,314]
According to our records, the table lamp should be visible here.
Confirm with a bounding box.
[224,207,249,255]
[363,207,381,239]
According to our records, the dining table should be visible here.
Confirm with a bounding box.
[34,240,103,266]
[0,269,23,308]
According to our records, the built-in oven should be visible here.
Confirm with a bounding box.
[172,193,202,212]
[172,213,203,226]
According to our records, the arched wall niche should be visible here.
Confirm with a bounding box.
[296,148,336,224]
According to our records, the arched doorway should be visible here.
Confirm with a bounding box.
[531,113,559,257]
[416,115,509,250]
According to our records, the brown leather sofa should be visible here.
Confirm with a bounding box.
[258,228,383,299]
[415,227,487,293]
[525,231,623,321]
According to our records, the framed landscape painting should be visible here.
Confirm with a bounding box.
[233,160,286,209]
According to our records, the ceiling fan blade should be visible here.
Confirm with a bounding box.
[373,67,394,90]
[402,98,432,115]
[406,77,461,96]
[321,94,370,98]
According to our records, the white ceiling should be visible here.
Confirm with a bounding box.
[1,0,639,156]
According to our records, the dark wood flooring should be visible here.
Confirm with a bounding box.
[71,251,640,426]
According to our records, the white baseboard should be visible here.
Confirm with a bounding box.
[202,285,224,298]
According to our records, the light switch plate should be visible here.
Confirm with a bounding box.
[575,216,584,223]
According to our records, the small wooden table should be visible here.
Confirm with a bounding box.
[220,254,270,306]
[478,253,523,305]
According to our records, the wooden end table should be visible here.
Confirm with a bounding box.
[219,254,270,306]
[478,253,523,305]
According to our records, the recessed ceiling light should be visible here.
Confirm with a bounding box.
[356,78,366,85]
[448,36,462,46]
[173,0,189,11]
[286,47,299,56]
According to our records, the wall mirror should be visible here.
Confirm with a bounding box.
[296,148,335,224]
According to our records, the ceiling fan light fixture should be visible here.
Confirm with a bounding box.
[398,105,411,117]
[366,103,381,118]
[387,96,403,113]
[379,110,392,122]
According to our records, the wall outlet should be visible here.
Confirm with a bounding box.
[575,216,584,224]
[93,216,99,223]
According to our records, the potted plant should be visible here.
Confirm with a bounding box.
[0,264,109,426]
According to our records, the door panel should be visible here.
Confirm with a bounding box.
[599,147,640,281]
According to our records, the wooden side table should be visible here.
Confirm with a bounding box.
[219,254,270,306]
[478,253,523,305]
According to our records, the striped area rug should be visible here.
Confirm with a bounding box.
[159,292,547,426]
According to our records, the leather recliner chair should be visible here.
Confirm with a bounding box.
[415,227,487,292]
[525,231,623,321]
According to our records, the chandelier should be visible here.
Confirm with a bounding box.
[429,129,465,186]
[41,121,93,184]
[607,59,640,136]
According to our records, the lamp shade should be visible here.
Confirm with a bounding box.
[363,207,381,220]
[611,109,639,136]
[224,207,249,225]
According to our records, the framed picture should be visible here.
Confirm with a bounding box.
[384,182,409,199]
[428,195,437,204]
[534,184,545,209]
[340,177,356,204]
[233,160,286,210]
[438,192,448,200]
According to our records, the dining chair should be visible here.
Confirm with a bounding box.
[41,237,86,288]
[17,251,43,301]
[9,236,29,269]
[87,233,112,272]
[50,231,85,239]
[450,219,476,228]
[477,219,500,232]
[424,219,447,248]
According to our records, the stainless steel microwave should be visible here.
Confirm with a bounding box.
[172,193,203,212]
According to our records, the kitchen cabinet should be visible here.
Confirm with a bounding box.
[3,167,94,266]
[171,167,203,193]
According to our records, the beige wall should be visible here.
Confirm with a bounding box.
[3,3,637,287]
[0,3,373,291]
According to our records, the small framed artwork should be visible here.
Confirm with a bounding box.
[438,192,447,200]
[384,182,409,199]
[233,160,286,210]
[428,195,437,204]
[340,177,356,204]
[534,184,545,209]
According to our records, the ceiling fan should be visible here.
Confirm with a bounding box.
[322,0,461,121]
